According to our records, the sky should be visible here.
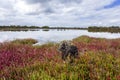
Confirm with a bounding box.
[0,0,120,27]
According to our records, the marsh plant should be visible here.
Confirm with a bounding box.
[0,36,120,80]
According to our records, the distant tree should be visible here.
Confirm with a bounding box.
[42,26,49,29]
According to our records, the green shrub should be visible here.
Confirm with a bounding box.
[11,38,38,45]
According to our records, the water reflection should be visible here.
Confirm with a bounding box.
[0,29,120,44]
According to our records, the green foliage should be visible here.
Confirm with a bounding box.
[88,26,120,33]
[0,25,40,31]
[73,36,92,43]
[11,38,38,45]
[42,26,50,29]
[0,36,120,80]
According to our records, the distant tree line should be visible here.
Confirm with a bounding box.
[0,25,40,31]
[0,25,40,28]
[41,26,87,30]
[49,27,87,30]
[0,25,120,32]
[0,25,87,31]
[88,26,120,33]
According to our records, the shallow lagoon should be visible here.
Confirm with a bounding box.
[0,29,120,44]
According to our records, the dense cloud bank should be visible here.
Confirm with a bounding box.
[0,0,120,27]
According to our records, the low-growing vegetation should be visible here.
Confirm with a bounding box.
[10,38,38,45]
[88,26,120,33]
[0,36,120,80]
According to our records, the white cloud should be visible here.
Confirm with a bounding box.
[13,1,41,15]
[0,0,120,27]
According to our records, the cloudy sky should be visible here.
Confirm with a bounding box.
[0,0,120,27]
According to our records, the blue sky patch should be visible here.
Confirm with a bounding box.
[104,0,120,9]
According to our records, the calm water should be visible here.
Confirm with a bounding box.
[0,29,120,44]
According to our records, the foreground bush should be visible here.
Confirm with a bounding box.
[0,36,120,80]
[10,38,38,45]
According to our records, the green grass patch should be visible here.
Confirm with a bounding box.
[11,38,38,45]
